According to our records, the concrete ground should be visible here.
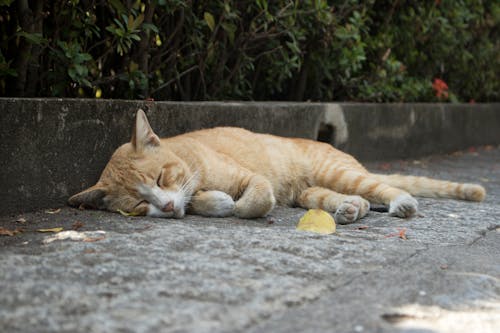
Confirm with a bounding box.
[1,146,499,333]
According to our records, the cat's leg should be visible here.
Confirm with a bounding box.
[233,174,276,218]
[317,169,418,218]
[189,190,235,217]
[297,187,370,224]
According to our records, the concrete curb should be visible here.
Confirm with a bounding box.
[1,98,499,215]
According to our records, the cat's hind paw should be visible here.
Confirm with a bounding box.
[334,196,370,224]
[389,194,418,218]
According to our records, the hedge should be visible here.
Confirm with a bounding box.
[1,0,498,102]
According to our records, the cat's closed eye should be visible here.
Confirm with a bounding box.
[133,200,149,215]
[156,169,164,187]
[135,200,148,208]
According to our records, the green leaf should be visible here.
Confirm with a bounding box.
[109,0,127,15]
[81,78,92,88]
[130,13,144,30]
[130,34,141,41]
[16,32,47,45]
[143,23,159,33]
[221,22,236,45]
[105,26,117,34]
[0,0,14,6]
[68,68,77,81]
[204,12,215,31]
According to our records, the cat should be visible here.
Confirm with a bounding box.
[68,109,486,224]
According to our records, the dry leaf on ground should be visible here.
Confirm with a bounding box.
[385,228,408,240]
[37,227,63,233]
[296,209,336,235]
[117,209,141,217]
[45,208,61,214]
[0,227,24,236]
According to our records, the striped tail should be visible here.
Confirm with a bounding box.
[371,174,486,202]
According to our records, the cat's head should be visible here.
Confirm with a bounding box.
[68,109,197,218]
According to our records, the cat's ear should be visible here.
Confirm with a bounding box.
[131,109,160,152]
[68,184,107,209]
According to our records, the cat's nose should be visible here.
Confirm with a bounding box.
[162,201,174,212]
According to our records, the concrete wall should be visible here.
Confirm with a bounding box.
[1,98,499,215]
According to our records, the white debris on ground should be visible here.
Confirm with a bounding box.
[42,230,106,244]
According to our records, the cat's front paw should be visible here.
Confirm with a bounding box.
[389,194,418,218]
[189,191,235,217]
[334,196,370,224]
[234,192,275,219]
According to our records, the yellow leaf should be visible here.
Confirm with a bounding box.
[204,12,215,31]
[117,209,140,217]
[37,227,63,233]
[296,209,336,235]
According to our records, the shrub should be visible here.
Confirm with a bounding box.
[0,0,498,102]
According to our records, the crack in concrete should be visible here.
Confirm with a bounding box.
[467,223,500,246]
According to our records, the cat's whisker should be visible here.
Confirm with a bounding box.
[181,170,200,194]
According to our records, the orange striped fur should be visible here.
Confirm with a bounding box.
[69,110,486,223]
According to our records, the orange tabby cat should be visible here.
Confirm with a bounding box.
[69,109,486,224]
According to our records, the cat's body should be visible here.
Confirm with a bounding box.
[69,110,486,223]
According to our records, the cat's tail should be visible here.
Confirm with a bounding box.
[371,174,486,202]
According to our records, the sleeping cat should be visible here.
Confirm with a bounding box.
[68,109,486,224]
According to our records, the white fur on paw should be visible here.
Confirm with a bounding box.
[389,194,418,218]
[191,191,235,217]
[334,196,370,224]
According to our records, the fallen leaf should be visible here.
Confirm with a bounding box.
[117,209,141,217]
[72,221,84,230]
[37,227,63,233]
[385,228,407,240]
[16,217,27,223]
[296,209,336,235]
[0,227,15,236]
[0,227,24,236]
[399,228,407,240]
[45,208,61,214]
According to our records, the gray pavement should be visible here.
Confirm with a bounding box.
[1,146,499,333]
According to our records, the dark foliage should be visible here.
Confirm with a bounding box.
[1,0,498,102]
